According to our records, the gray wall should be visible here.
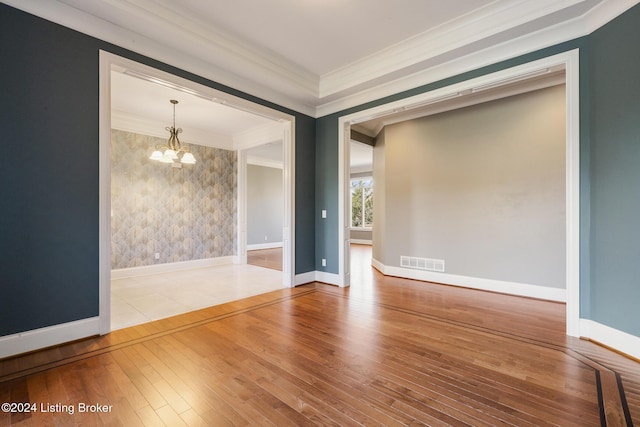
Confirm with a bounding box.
[247,164,283,246]
[350,229,372,242]
[374,86,566,288]
[372,129,386,260]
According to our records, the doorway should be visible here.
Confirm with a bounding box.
[99,51,295,334]
[337,50,580,337]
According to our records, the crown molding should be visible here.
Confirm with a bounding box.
[89,0,318,95]
[111,109,235,150]
[318,0,585,98]
[1,0,318,116]
[315,0,639,117]
[247,156,283,170]
[234,122,284,151]
[4,0,638,119]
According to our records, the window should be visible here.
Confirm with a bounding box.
[351,178,373,228]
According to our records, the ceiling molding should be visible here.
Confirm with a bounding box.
[364,73,567,138]
[315,0,639,117]
[111,109,235,150]
[318,0,584,98]
[1,0,318,116]
[4,0,639,118]
[233,122,284,151]
[247,157,283,170]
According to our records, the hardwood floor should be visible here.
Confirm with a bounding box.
[1,245,638,426]
[247,248,283,271]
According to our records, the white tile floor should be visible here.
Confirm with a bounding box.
[111,263,284,330]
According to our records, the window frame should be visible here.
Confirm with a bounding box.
[350,177,373,230]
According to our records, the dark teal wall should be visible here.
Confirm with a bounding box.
[0,4,315,336]
[588,5,640,336]
[315,116,339,272]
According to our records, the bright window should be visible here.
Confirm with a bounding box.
[351,178,373,228]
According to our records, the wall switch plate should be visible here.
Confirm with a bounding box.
[322,258,326,267]
[155,252,160,260]
[322,210,327,218]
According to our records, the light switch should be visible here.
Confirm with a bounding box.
[322,210,327,218]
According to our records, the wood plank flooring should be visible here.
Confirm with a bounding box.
[247,248,283,271]
[1,246,639,426]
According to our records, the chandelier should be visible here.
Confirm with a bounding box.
[149,99,196,165]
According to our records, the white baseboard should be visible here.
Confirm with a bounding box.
[0,317,100,359]
[580,319,640,360]
[111,256,237,280]
[315,271,342,286]
[350,239,372,245]
[247,242,284,251]
[294,270,342,287]
[294,271,317,286]
[372,258,566,302]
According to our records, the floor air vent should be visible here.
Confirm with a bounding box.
[400,256,445,272]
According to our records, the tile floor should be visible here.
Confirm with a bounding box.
[111,263,284,330]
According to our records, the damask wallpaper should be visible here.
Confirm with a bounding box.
[111,129,237,269]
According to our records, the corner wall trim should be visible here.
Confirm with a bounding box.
[294,271,317,286]
[0,317,100,360]
[111,256,237,280]
[294,271,341,287]
[372,258,566,302]
[580,319,640,361]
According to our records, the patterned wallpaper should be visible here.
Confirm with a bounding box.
[111,129,237,269]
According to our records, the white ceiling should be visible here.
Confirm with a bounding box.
[7,0,636,117]
[111,70,276,146]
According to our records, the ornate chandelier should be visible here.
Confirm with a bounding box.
[149,99,196,165]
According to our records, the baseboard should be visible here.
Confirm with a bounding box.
[580,319,640,361]
[294,271,316,286]
[294,270,342,287]
[111,256,237,279]
[350,239,372,245]
[0,317,100,360]
[247,242,284,251]
[373,258,566,302]
[315,271,342,286]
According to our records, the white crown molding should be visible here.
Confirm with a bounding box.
[318,0,584,98]
[3,0,638,119]
[1,0,318,116]
[88,0,318,95]
[234,121,284,151]
[316,0,638,116]
[111,109,235,150]
[364,73,566,137]
[583,0,640,33]
[247,156,283,170]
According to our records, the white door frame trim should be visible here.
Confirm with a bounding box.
[337,49,581,336]
[237,121,295,288]
[99,51,296,335]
